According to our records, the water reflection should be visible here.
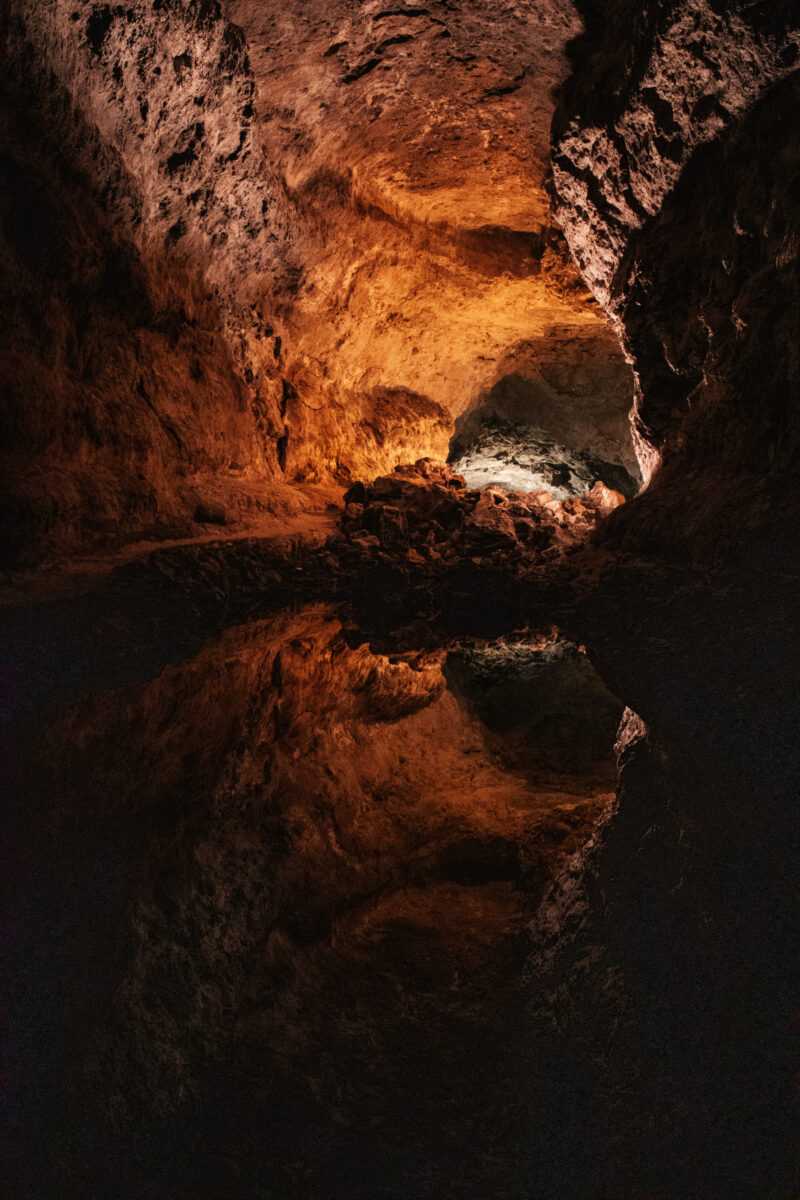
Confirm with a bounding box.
[10,604,620,1198]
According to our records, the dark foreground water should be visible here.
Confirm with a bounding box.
[7,602,622,1199]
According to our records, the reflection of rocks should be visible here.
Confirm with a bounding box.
[6,1,798,1194]
[8,604,614,1198]
[328,458,625,647]
[446,637,623,775]
[538,8,800,1197]
[3,463,621,726]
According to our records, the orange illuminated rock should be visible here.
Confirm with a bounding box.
[2,0,633,565]
[587,480,626,511]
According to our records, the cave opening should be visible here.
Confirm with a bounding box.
[446,332,641,499]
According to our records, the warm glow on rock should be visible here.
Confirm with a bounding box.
[2,0,634,561]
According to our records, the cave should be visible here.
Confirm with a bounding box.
[4,3,800,1199]
[447,329,640,498]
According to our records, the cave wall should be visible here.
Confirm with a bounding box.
[576,64,800,565]
[545,4,800,1192]
[1,0,305,564]
[2,0,635,564]
[553,0,800,498]
[6,3,800,1194]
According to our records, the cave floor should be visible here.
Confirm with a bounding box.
[0,484,342,608]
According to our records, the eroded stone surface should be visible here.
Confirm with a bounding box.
[542,4,800,1193]
[2,0,635,564]
[6,1,800,1195]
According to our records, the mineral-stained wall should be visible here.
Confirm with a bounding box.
[1,0,635,565]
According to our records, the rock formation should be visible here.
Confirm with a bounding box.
[2,0,632,564]
[542,4,800,1194]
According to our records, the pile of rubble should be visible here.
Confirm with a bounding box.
[327,459,625,571]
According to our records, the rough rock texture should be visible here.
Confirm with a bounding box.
[0,30,307,564]
[450,322,639,479]
[553,0,800,484]
[449,417,638,496]
[0,459,621,738]
[330,459,624,645]
[337,456,623,563]
[1,0,634,564]
[553,1,799,303]
[543,3,800,1193]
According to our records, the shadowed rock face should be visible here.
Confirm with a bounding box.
[445,638,623,773]
[552,0,800,487]
[543,4,800,1194]
[449,323,640,486]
